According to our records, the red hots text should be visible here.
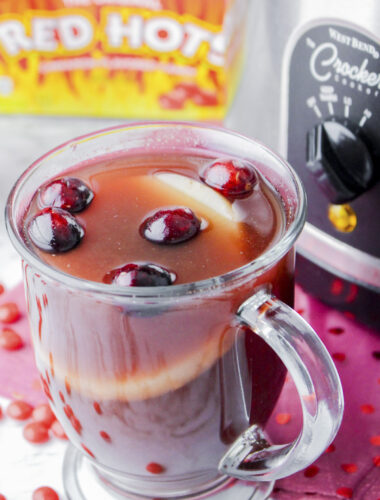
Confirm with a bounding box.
[0,11,226,65]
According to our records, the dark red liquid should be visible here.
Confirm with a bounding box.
[22,152,292,485]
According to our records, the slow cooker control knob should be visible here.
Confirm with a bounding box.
[306,120,375,204]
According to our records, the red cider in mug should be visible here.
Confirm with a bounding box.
[20,149,292,476]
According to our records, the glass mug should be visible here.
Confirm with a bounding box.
[6,124,343,500]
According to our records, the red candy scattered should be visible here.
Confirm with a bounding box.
[360,404,375,414]
[325,443,336,453]
[275,413,291,425]
[0,494,6,500]
[6,400,33,420]
[370,435,380,446]
[192,89,218,107]
[32,486,59,500]
[146,462,165,474]
[341,463,358,474]
[51,419,68,440]
[173,82,199,99]
[0,302,20,324]
[159,83,218,109]
[140,208,201,245]
[332,352,346,362]
[201,158,258,199]
[328,326,345,335]
[32,404,55,427]
[23,422,50,443]
[27,207,84,253]
[336,487,353,499]
[304,465,319,478]
[159,93,184,110]
[0,328,23,350]
[373,456,380,467]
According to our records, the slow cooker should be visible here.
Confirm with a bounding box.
[229,0,380,328]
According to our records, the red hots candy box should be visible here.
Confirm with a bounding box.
[0,0,248,119]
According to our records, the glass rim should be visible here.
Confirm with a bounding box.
[5,122,306,299]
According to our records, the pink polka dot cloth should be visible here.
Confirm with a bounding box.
[270,287,380,500]
[0,283,379,499]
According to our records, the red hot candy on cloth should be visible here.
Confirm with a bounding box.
[0,283,379,498]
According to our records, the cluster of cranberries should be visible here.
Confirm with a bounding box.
[28,177,93,253]
[105,159,257,287]
[28,160,258,287]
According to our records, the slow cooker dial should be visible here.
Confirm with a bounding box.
[306,120,375,204]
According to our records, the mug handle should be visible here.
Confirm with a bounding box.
[218,289,344,481]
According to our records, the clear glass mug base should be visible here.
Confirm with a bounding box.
[63,445,274,500]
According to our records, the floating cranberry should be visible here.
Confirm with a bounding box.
[32,486,59,500]
[51,420,68,440]
[146,462,165,474]
[140,208,201,245]
[0,302,20,323]
[27,207,84,253]
[23,421,50,443]
[32,404,55,427]
[0,328,23,350]
[104,263,175,287]
[39,177,93,213]
[201,159,258,199]
[6,400,33,420]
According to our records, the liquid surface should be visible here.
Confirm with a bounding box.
[24,153,284,285]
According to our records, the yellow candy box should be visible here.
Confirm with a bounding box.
[0,0,247,120]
